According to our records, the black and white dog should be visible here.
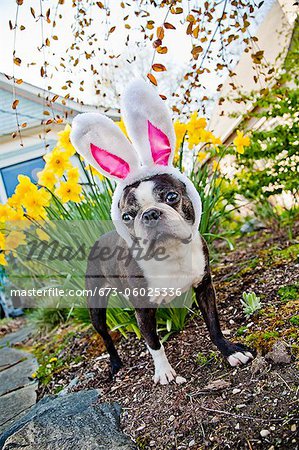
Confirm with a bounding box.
[71,80,254,385]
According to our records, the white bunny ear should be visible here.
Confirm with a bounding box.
[121,79,175,167]
[70,113,141,181]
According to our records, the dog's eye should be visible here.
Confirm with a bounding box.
[122,212,134,222]
[165,192,179,204]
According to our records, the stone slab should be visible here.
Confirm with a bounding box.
[0,390,136,450]
[0,357,38,396]
[0,384,37,434]
[0,347,28,370]
[0,326,34,348]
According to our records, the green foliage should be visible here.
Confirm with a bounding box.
[278,284,299,302]
[231,21,299,228]
[290,315,299,326]
[236,325,248,336]
[195,350,218,366]
[240,291,262,318]
[28,306,70,332]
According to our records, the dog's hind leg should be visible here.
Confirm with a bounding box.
[135,308,185,385]
[194,272,255,367]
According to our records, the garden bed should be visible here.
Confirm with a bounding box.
[27,225,299,449]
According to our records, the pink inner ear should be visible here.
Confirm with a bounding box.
[90,143,130,179]
[148,121,171,166]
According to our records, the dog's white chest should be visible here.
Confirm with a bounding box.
[137,233,206,304]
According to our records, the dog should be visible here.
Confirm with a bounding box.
[70,80,255,385]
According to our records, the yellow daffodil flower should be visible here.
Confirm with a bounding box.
[197,151,208,163]
[212,160,219,172]
[67,167,80,183]
[0,204,13,222]
[57,124,76,156]
[23,188,51,219]
[0,252,7,266]
[44,148,72,177]
[5,230,26,251]
[37,169,57,189]
[55,181,82,203]
[15,175,37,197]
[174,121,187,151]
[36,228,50,242]
[233,130,250,154]
[0,233,5,250]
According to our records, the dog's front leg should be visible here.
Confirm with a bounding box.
[135,308,185,385]
[194,273,255,367]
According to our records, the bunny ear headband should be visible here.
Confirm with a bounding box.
[70,79,202,244]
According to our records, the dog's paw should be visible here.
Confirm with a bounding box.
[153,364,176,385]
[226,343,255,367]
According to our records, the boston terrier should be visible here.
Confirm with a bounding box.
[70,80,255,385]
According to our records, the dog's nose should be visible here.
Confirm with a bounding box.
[142,208,161,227]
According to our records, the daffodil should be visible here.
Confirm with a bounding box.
[36,228,50,242]
[55,181,82,203]
[174,121,187,151]
[0,252,7,266]
[44,148,72,177]
[15,175,37,198]
[197,151,208,162]
[4,207,29,231]
[187,112,207,142]
[57,124,76,156]
[0,233,5,250]
[38,168,57,189]
[0,204,13,222]
[5,230,26,251]
[67,167,80,183]
[233,130,250,154]
[212,160,219,172]
[23,188,51,219]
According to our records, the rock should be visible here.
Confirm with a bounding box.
[260,429,270,437]
[250,356,268,375]
[0,390,136,450]
[0,326,34,347]
[58,377,80,396]
[203,379,231,391]
[0,356,38,396]
[175,376,187,384]
[240,218,265,233]
[265,341,291,364]
[0,384,37,434]
[0,347,28,370]
[232,388,241,394]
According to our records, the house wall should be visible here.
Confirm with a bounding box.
[208,0,297,143]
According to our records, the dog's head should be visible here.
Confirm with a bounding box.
[70,79,202,245]
[119,174,195,245]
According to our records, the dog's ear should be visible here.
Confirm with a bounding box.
[121,80,175,167]
[70,113,140,181]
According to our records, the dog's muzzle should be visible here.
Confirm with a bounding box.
[142,208,162,228]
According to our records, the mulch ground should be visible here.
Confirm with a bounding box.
[0,317,26,338]
[28,225,299,449]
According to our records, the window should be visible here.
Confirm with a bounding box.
[0,157,45,198]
